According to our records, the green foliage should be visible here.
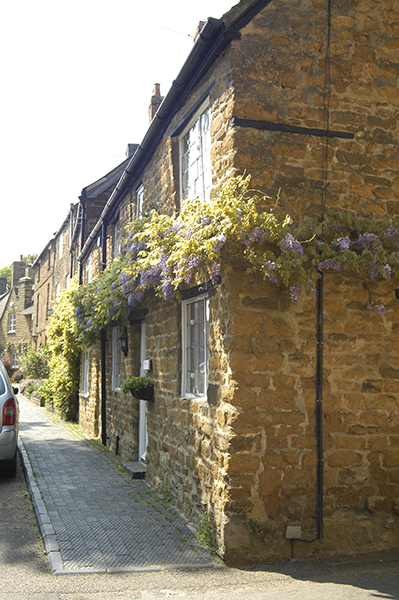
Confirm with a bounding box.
[197,514,216,555]
[19,379,44,395]
[21,348,50,379]
[1,358,13,378]
[120,375,153,395]
[0,266,11,291]
[40,277,81,420]
[74,175,399,344]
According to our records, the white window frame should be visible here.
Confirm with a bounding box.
[11,352,18,369]
[81,350,90,396]
[56,282,61,298]
[114,221,121,258]
[179,101,212,204]
[112,326,121,391]
[8,313,16,333]
[136,184,144,219]
[87,253,92,284]
[181,294,209,398]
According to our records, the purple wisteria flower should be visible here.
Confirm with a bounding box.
[140,265,162,288]
[188,256,201,270]
[318,259,343,271]
[371,263,392,280]
[357,233,379,249]
[243,227,265,247]
[172,220,184,232]
[383,225,399,246]
[333,236,352,251]
[213,234,227,252]
[200,216,213,227]
[127,289,144,307]
[106,306,118,319]
[264,260,278,284]
[290,282,302,304]
[162,278,175,301]
[281,233,304,256]
[367,302,388,317]
[120,272,130,285]
[129,240,147,258]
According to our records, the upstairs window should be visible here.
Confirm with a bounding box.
[180,103,212,204]
[136,184,144,219]
[8,313,16,333]
[114,221,121,258]
[58,233,63,260]
[87,254,92,284]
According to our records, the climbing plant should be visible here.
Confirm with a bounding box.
[40,277,81,420]
[74,175,399,345]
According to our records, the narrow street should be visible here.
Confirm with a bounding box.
[0,396,398,599]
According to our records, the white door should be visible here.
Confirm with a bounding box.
[138,321,148,462]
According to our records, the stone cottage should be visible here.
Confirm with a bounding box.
[76,0,399,563]
[0,260,34,369]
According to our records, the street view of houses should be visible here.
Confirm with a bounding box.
[1,0,399,596]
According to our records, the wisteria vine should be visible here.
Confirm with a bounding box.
[74,175,399,346]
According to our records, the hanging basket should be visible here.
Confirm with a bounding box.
[130,387,154,402]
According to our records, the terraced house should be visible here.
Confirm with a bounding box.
[0,260,34,369]
[72,0,399,563]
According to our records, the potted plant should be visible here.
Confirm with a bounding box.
[121,375,154,401]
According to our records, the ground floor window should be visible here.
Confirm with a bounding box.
[81,350,90,396]
[182,295,209,397]
[11,352,18,369]
[112,326,121,391]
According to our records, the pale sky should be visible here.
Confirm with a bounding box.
[0,0,237,268]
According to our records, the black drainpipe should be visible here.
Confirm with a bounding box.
[100,221,107,446]
[315,274,324,539]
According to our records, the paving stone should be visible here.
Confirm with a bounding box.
[18,396,218,573]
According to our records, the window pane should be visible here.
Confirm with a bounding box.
[185,298,208,396]
[181,106,211,203]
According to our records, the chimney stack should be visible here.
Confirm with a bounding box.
[11,260,26,288]
[148,83,164,123]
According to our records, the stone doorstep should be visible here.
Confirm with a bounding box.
[122,461,147,479]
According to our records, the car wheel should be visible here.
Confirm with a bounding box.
[1,450,17,477]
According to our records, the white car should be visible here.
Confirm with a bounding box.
[0,361,19,477]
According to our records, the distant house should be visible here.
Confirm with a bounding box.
[31,149,138,349]
[0,260,34,369]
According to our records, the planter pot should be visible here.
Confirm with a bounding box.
[130,388,154,402]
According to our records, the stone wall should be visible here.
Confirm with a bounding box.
[77,0,399,562]
[229,0,399,219]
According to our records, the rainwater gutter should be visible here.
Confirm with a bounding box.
[77,1,274,264]
[77,16,224,263]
